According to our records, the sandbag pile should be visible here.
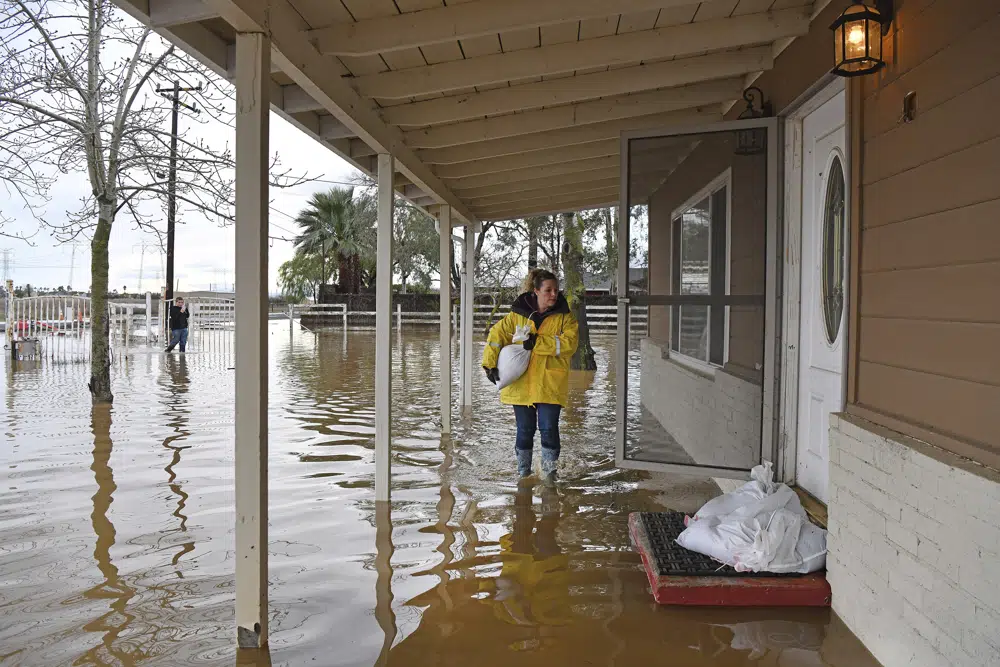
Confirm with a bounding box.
[675,462,827,574]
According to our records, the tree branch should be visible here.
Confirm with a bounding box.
[0,96,85,132]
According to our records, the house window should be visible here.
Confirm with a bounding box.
[671,171,730,369]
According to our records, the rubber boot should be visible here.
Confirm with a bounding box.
[516,449,533,478]
[540,449,559,484]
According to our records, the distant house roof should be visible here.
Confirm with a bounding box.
[584,268,647,293]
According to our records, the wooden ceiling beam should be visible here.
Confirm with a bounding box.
[202,0,478,224]
[308,0,700,57]
[473,194,620,221]
[148,0,218,27]
[382,49,772,127]
[353,9,808,99]
[467,178,620,208]
[435,140,620,179]
[404,79,742,149]
[417,107,719,165]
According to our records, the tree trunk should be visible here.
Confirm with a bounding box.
[89,209,114,403]
[561,212,597,371]
[604,207,618,294]
[527,218,539,270]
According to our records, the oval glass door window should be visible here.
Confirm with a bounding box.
[822,155,846,344]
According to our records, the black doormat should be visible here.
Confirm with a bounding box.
[634,512,801,578]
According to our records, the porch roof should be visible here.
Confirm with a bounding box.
[115,0,830,223]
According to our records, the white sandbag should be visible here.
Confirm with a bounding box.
[692,462,778,521]
[677,508,806,573]
[496,324,532,390]
[676,460,825,574]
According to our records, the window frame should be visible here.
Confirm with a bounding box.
[669,168,732,375]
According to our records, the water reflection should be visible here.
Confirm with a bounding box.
[80,404,142,664]
[0,328,880,667]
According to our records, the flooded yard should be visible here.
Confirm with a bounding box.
[0,325,877,666]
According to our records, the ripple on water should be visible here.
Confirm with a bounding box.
[0,327,878,666]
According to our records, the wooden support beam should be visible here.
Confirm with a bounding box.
[382,49,772,127]
[466,177,620,208]
[413,195,438,207]
[282,84,326,114]
[204,0,478,224]
[473,193,619,221]
[233,30,269,650]
[149,0,217,27]
[353,10,808,99]
[435,140,619,179]
[439,205,452,434]
[318,114,356,140]
[418,107,719,165]
[375,154,394,502]
[309,0,704,57]
[404,79,742,149]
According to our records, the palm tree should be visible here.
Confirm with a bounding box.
[293,187,374,294]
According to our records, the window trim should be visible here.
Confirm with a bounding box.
[668,168,732,375]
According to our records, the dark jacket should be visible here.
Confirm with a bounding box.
[169,304,190,331]
[510,292,571,328]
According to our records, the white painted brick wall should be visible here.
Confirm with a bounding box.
[639,339,761,469]
[829,414,1000,667]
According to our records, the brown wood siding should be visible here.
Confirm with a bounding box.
[855,0,1000,465]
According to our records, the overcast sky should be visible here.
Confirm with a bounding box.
[0,7,362,297]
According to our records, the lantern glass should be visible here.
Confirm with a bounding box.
[831,3,886,77]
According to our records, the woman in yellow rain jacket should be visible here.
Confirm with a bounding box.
[482,269,579,480]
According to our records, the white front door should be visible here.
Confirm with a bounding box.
[796,90,847,504]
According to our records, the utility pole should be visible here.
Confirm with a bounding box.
[0,249,12,284]
[156,81,201,305]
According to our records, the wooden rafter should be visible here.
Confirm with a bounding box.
[201,0,478,223]
[381,49,773,127]
[403,79,743,149]
[353,9,809,99]
[307,0,703,57]
[434,141,620,179]
[416,108,719,165]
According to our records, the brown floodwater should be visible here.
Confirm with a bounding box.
[0,325,879,666]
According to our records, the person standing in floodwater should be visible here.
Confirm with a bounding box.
[165,297,190,353]
[482,269,579,482]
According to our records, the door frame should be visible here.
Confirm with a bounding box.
[777,76,848,487]
[614,117,780,480]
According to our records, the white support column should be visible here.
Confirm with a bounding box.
[145,292,152,344]
[233,31,269,650]
[439,206,452,434]
[375,153,394,502]
[460,226,475,409]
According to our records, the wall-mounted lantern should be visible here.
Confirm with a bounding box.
[830,1,893,77]
[735,87,771,156]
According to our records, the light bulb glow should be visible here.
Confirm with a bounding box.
[847,25,865,45]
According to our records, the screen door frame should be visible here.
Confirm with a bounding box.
[614,117,781,480]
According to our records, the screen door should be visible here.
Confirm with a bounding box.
[614,118,779,480]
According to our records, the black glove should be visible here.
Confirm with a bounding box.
[484,367,499,385]
[523,333,537,351]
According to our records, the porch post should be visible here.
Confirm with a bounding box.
[439,206,452,434]
[375,153,394,502]
[233,31,269,649]
[145,292,152,344]
[460,226,475,409]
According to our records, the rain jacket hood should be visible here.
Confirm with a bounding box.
[482,291,579,407]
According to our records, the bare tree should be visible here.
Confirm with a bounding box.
[0,0,310,402]
[561,211,597,371]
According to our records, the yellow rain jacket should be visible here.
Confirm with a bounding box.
[482,293,579,407]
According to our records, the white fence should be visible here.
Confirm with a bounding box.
[4,293,237,363]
